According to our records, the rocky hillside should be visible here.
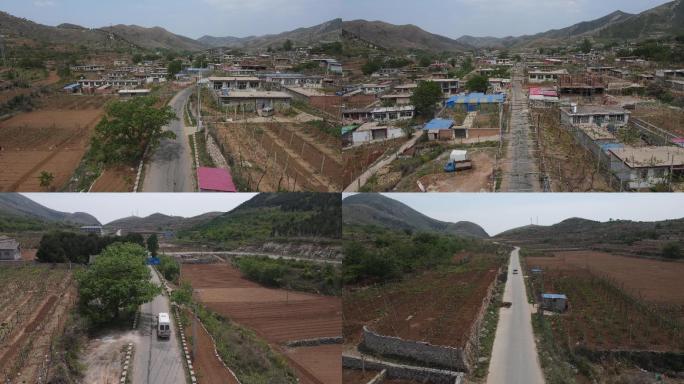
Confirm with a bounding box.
[343,194,489,238]
[100,24,208,51]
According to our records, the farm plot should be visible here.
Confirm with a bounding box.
[0,97,106,191]
[213,121,336,192]
[0,264,76,383]
[526,250,684,307]
[527,268,683,352]
[342,138,408,188]
[181,263,342,384]
[343,254,502,347]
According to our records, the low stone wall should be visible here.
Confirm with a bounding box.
[343,354,463,384]
[362,265,502,373]
[362,326,468,371]
[285,336,342,348]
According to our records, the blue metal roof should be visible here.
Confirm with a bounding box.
[542,293,567,300]
[63,83,81,90]
[446,92,505,106]
[424,118,455,130]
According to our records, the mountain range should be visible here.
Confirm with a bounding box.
[342,194,489,238]
[0,194,100,226]
[1,1,682,54]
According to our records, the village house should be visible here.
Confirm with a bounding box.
[118,89,152,98]
[71,64,106,72]
[259,73,323,88]
[419,78,461,96]
[608,146,684,190]
[445,92,505,113]
[209,76,262,91]
[528,87,559,108]
[351,122,405,145]
[0,236,21,261]
[216,90,292,111]
[380,93,413,106]
[488,78,511,93]
[558,74,606,95]
[560,105,630,128]
[360,83,391,95]
[527,69,569,84]
[311,58,343,74]
[342,106,415,123]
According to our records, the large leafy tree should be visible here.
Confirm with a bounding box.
[90,97,177,165]
[146,234,159,257]
[466,75,489,93]
[76,243,160,324]
[410,81,443,118]
[167,60,183,78]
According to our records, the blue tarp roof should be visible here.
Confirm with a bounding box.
[424,118,454,130]
[341,125,358,135]
[601,143,624,152]
[63,83,81,90]
[446,92,505,106]
[542,293,567,300]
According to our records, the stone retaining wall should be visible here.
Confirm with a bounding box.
[342,354,463,384]
[285,336,342,348]
[362,326,467,371]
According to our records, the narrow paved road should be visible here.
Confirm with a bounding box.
[132,266,187,384]
[142,87,196,192]
[344,130,422,192]
[501,66,541,192]
[487,247,544,384]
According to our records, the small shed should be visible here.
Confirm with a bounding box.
[198,167,237,193]
[541,293,568,313]
[424,118,455,141]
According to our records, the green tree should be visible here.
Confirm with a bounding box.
[38,171,54,190]
[146,234,159,257]
[362,59,382,75]
[580,38,593,54]
[466,74,489,93]
[167,60,182,78]
[418,55,433,68]
[132,53,143,64]
[76,243,160,324]
[410,81,443,118]
[662,242,682,259]
[192,54,208,68]
[283,39,293,51]
[90,97,177,165]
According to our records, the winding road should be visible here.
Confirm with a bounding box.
[131,266,187,384]
[142,87,196,192]
[487,247,544,384]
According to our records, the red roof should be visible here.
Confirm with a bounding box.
[197,167,237,192]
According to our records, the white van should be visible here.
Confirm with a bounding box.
[157,312,171,339]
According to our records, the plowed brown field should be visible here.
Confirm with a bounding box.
[181,263,342,384]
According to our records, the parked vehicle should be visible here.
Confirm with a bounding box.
[157,312,171,339]
[444,150,473,173]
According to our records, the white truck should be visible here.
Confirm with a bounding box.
[157,312,171,339]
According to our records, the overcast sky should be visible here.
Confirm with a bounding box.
[343,193,684,236]
[1,0,670,39]
[23,193,257,225]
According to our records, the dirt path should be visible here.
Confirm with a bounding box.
[183,309,239,384]
[82,332,140,384]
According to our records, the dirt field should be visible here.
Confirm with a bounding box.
[419,150,496,192]
[90,166,136,192]
[182,308,239,384]
[528,267,683,351]
[344,254,501,347]
[0,96,107,191]
[526,250,684,307]
[181,263,342,384]
[342,139,407,187]
[0,264,76,383]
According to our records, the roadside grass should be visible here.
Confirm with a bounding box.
[472,271,506,379]
[195,133,216,168]
[170,283,297,384]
